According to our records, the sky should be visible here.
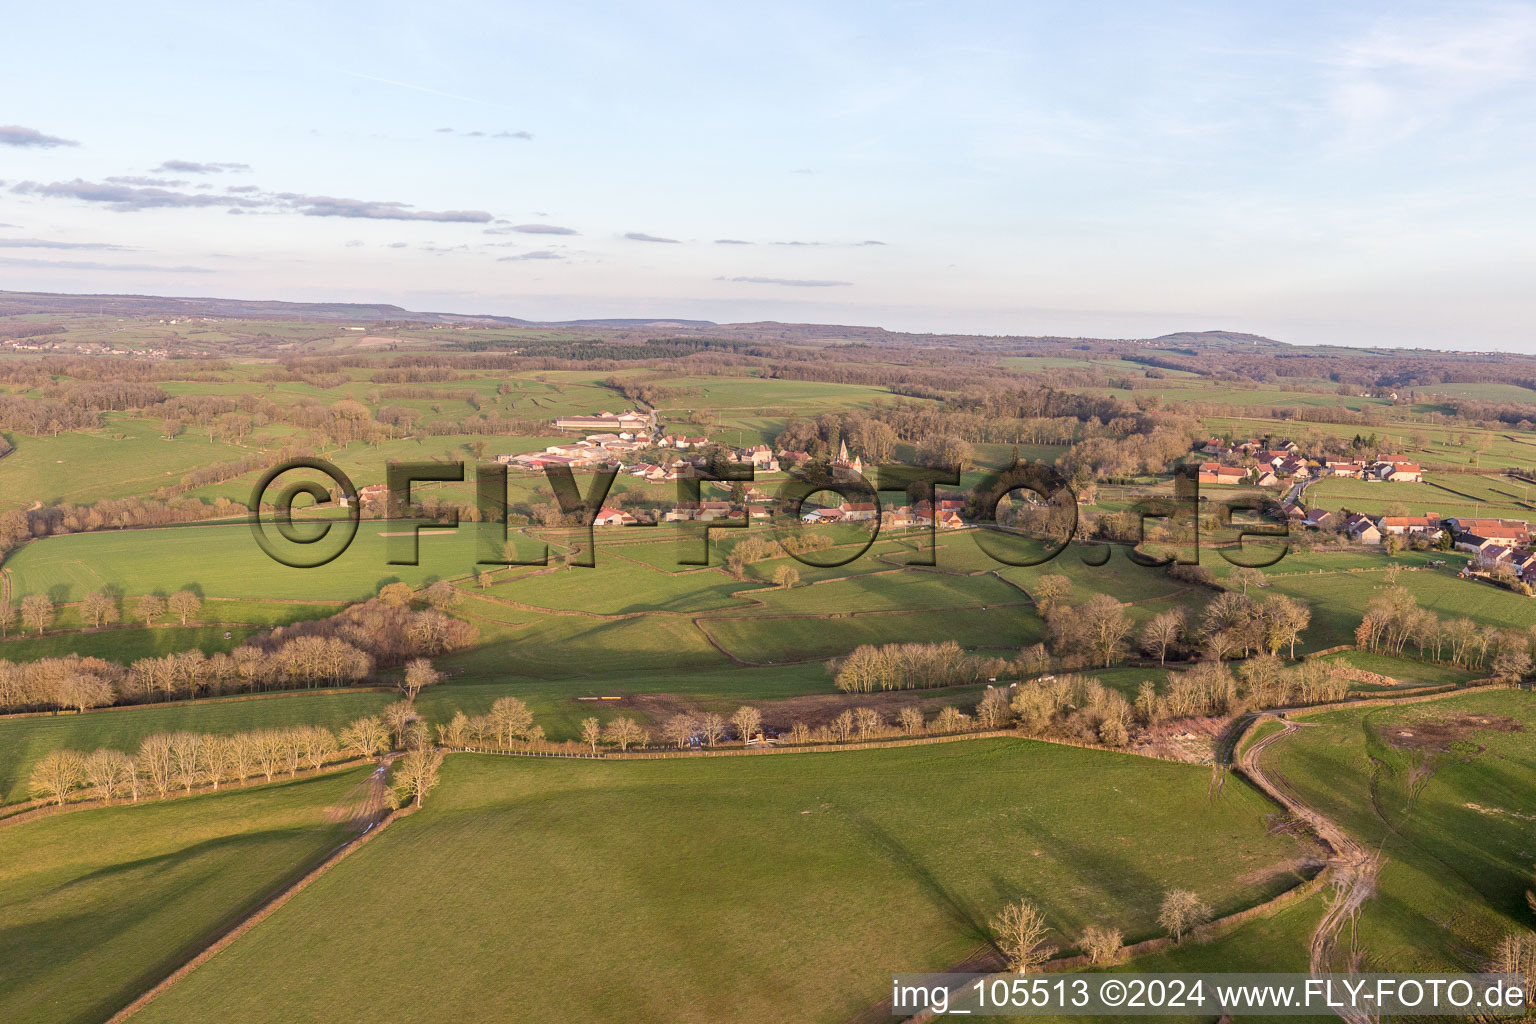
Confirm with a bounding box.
[2,0,1535,349]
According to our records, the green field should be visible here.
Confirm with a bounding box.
[0,690,397,804]
[3,521,529,603]
[131,739,1314,1024]
[0,768,367,1024]
[1259,690,1536,971]
[0,415,256,512]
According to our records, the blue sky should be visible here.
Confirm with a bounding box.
[2,1,1535,348]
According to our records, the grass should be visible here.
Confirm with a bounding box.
[131,739,1312,1024]
[1261,564,1536,653]
[700,606,1043,663]
[0,415,255,512]
[1260,689,1536,971]
[0,690,396,804]
[3,520,537,603]
[0,768,367,1024]
[0,623,267,663]
[1312,649,1478,688]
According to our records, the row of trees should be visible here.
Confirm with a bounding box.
[1356,585,1532,678]
[990,889,1212,974]
[0,589,204,638]
[831,641,1002,693]
[0,600,473,713]
[28,724,364,805]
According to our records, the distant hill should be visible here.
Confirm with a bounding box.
[0,289,1290,351]
[1146,330,1284,348]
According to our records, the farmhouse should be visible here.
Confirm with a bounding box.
[1198,463,1247,485]
[1375,462,1423,482]
[591,507,636,526]
[1377,514,1442,538]
[742,445,780,471]
[1301,508,1336,530]
[1446,517,1530,546]
[1344,513,1381,544]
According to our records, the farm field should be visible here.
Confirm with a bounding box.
[1257,689,1536,971]
[3,521,543,603]
[1308,474,1532,516]
[0,690,395,804]
[1260,564,1536,653]
[0,768,368,1024]
[0,416,256,512]
[130,740,1315,1024]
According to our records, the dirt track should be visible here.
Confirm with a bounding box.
[1238,717,1380,1024]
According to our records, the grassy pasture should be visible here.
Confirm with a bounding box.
[700,606,1042,663]
[0,768,367,1024]
[0,691,395,804]
[1259,690,1536,971]
[0,415,254,511]
[0,623,265,664]
[1312,649,1479,689]
[3,521,548,603]
[1260,565,1536,653]
[131,740,1311,1024]
[486,559,760,615]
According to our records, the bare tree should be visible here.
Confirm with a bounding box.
[489,696,535,747]
[82,591,119,628]
[1139,610,1184,664]
[772,565,800,589]
[167,590,202,626]
[340,715,390,758]
[697,711,727,747]
[391,748,445,808]
[991,898,1056,973]
[731,705,763,744]
[423,580,460,610]
[1079,924,1123,965]
[30,749,84,805]
[662,713,698,749]
[1158,889,1210,944]
[400,658,443,701]
[136,594,167,625]
[602,716,645,752]
[1229,567,1266,596]
[580,716,604,754]
[1488,930,1536,1008]
[1080,594,1133,668]
[898,705,925,736]
[477,571,493,590]
[83,749,137,801]
[20,594,54,635]
[382,700,418,749]
[1031,574,1071,612]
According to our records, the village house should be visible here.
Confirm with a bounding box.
[1301,508,1336,530]
[1447,517,1531,547]
[1198,462,1248,485]
[742,445,780,471]
[1373,461,1423,482]
[1343,513,1381,544]
[1377,514,1442,539]
[591,507,636,527]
